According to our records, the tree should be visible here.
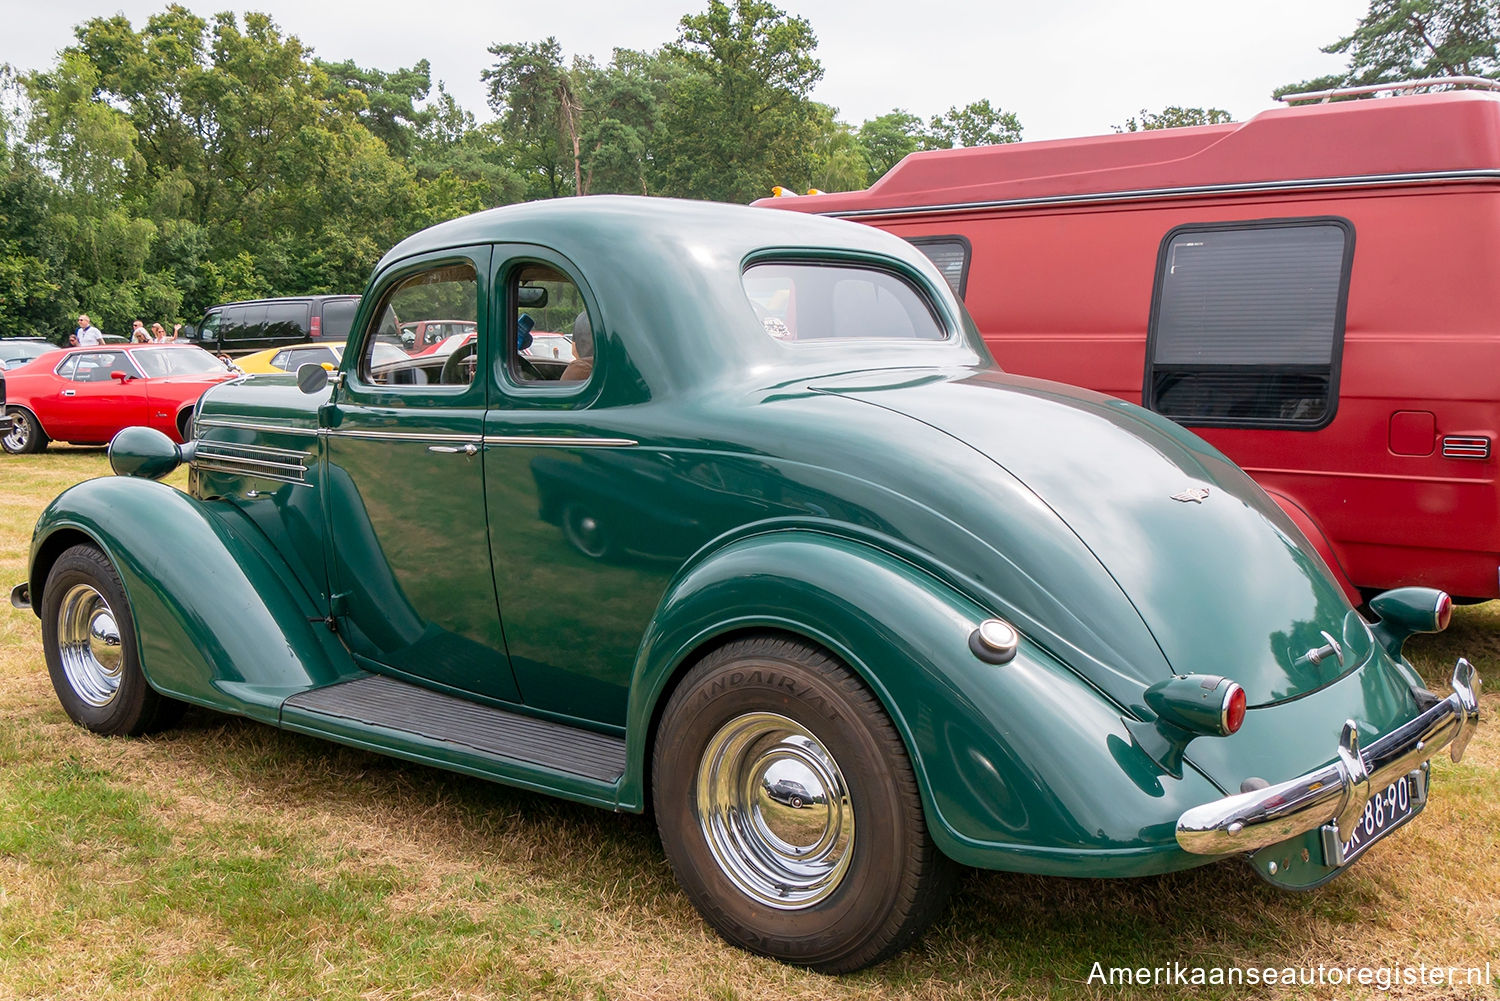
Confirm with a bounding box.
[316,56,433,158]
[1114,106,1234,132]
[1276,0,1500,99]
[652,0,825,202]
[483,38,582,198]
[925,99,1022,149]
[857,110,925,185]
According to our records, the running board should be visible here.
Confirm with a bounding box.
[280,674,627,805]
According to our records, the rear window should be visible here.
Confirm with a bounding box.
[321,299,358,339]
[742,262,946,342]
[1145,219,1352,429]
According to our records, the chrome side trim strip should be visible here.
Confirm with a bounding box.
[322,428,480,444]
[197,421,638,449]
[483,435,638,448]
[822,170,1500,219]
[196,418,320,438]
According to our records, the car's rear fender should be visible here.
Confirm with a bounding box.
[626,529,1225,876]
[28,476,359,724]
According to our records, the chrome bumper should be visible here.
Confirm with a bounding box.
[1177,659,1481,856]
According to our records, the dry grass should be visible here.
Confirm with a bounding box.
[0,450,1496,999]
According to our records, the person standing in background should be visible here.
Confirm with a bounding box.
[75,315,103,346]
[130,320,149,342]
[150,322,169,342]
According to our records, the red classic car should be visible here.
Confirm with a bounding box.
[2,344,239,454]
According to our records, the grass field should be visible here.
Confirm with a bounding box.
[1,450,1496,999]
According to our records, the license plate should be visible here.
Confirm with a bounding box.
[1326,771,1425,866]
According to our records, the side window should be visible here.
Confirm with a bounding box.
[223,305,264,343]
[56,355,81,381]
[263,301,309,341]
[906,236,971,299]
[508,263,592,385]
[269,350,290,369]
[1145,219,1352,429]
[198,311,221,345]
[360,262,478,388]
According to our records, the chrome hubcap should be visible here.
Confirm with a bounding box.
[696,712,854,909]
[58,583,123,707]
[2,415,28,451]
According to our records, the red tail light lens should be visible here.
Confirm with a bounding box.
[310,316,321,339]
[1222,684,1247,735]
[1436,592,1452,631]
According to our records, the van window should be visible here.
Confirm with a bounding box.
[321,299,358,340]
[906,236,970,298]
[263,301,309,341]
[222,305,265,343]
[198,311,221,344]
[1145,219,1352,429]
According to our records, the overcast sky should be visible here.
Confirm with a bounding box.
[2,0,1370,141]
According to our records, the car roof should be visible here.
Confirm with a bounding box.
[208,294,360,309]
[376,196,980,390]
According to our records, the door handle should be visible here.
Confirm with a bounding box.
[428,443,479,456]
[62,390,76,397]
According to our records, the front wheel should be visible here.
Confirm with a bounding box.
[2,408,48,454]
[653,635,956,973]
[40,544,183,736]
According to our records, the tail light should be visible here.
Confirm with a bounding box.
[310,316,321,340]
[1222,684,1247,734]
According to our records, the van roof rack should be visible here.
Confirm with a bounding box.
[1279,75,1500,104]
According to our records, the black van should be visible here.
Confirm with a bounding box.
[196,295,360,355]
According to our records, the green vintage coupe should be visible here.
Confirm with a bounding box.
[11,197,1482,972]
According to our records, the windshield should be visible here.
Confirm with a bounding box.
[131,346,233,378]
[1,341,56,367]
[742,262,947,342]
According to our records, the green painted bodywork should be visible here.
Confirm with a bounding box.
[23,196,1440,879]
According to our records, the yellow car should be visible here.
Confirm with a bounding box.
[235,341,410,374]
[234,343,342,374]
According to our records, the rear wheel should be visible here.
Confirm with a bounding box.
[653,635,956,973]
[41,544,182,736]
[2,408,48,454]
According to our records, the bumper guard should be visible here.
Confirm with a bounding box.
[1176,658,1481,856]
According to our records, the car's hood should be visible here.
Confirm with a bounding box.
[813,368,1360,706]
[151,372,241,387]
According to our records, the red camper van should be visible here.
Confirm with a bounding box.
[759,83,1500,602]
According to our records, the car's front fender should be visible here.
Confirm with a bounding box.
[27,476,357,723]
[625,529,1226,876]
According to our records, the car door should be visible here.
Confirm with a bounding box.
[481,248,671,728]
[44,350,149,442]
[324,246,520,702]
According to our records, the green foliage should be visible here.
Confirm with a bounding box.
[1113,106,1235,132]
[1276,0,1500,99]
[653,0,826,202]
[925,99,1023,149]
[2,1,1040,335]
